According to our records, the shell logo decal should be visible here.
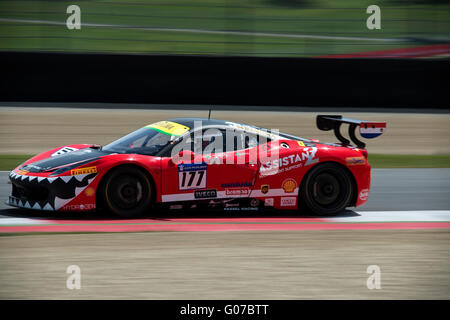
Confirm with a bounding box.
[282,178,297,193]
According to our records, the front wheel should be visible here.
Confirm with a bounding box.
[300,163,353,216]
[101,166,153,218]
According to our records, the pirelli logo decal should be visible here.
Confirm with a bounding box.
[70,166,97,176]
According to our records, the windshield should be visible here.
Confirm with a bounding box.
[103,121,190,155]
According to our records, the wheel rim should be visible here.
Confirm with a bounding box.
[109,174,145,210]
[312,173,340,206]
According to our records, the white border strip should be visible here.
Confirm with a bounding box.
[161,188,299,202]
[0,18,403,42]
[330,210,450,222]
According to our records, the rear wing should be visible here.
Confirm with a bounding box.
[316,115,386,149]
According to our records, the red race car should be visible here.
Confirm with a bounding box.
[7,115,386,217]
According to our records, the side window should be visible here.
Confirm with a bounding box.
[167,129,224,155]
[233,130,268,151]
[202,128,225,154]
[165,127,271,157]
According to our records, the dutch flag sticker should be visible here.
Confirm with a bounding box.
[359,122,386,139]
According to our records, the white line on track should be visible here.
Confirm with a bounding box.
[0,211,449,227]
[0,18,405,42]
[328,210,450,222]
[0,218,49,226]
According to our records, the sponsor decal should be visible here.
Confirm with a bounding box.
[264,198,274,206]
[280,142,290,148]
[70,166,97,176]
[346,156,366,166]
[146,121,190,136]
[224,207,240,211]
[250,199,260,207]
[225,202,240,208]
[297,141,305,147]
[61,204,95,211]
[225,187,250,196]
[224,206,258,211]
[178,163,207,190]
[221,181,253,188]
[224,207,258,211]
[359,188,369,201]
[261,184,269,194]
[282,178,297,193]
[51,146,78,157]
[194,189,217,199]
[84,187,95,197]
[280,197,297,207]
[302,147,319,166]
[260,147,319,176]
[241,207,258,211]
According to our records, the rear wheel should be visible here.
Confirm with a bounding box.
[101,166,153,218]
[300,163,353,216]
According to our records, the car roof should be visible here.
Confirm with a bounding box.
[167,117,313,143]
[168,117,253,130]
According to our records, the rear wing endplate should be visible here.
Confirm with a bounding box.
[316,115,386,149]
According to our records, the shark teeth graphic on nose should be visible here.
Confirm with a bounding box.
[9,171,97,211]
[74,174,89,182]
[8,196,56,211]
[74,186,85,196]
[54,197,72,210]
[60,176,73,183]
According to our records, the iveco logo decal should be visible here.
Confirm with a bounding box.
[194,189,217,199]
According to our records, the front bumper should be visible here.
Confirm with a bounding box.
[7,170,97,211]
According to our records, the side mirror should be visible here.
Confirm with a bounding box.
[169,150,195,165]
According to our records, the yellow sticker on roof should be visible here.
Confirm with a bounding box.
[146,121,190,136]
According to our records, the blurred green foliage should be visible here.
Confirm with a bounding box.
[0,0,448,56]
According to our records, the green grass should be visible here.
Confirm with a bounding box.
[368,154,450,168]
[1,154,449,170]
[0,0,448,57]
[0,155,34,171]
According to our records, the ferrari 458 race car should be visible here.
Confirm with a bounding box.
[7,115,386,217]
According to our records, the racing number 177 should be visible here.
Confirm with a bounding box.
[179,170,206,190]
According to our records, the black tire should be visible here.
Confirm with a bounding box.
[101,166,153,218]
[300,163,353,216]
